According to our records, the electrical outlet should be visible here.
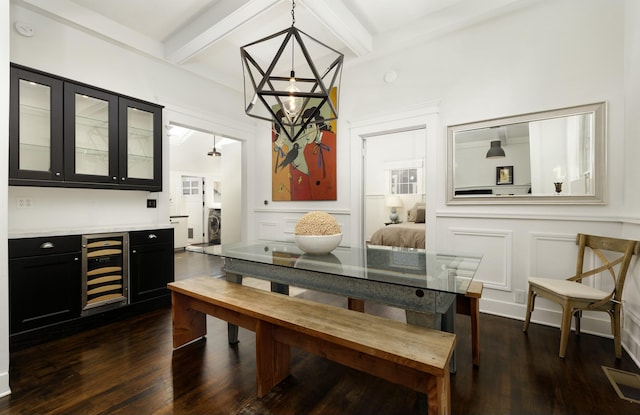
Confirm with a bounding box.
[16,197,33,209]
[146,199,157,208]
[514,289,526,304]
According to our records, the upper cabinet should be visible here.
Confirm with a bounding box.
[63,82,119,185]
[9,66,64,182]
[118,98,162,190]
[9,64,163,192]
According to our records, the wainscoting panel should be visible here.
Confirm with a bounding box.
[529,233,578,279]
[449,227,512,291]
[258,221,280,241]
[529,232,615,293]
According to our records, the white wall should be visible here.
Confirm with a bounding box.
[622,0,640,360]
[221,141,242,244]
[1,0,11,399]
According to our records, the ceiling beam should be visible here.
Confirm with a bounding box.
[299,0,372,57]
[18,0,164,59]
[164,0,281,64]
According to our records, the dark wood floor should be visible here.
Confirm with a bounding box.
[1,251,639,414]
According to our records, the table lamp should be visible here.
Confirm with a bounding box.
[385,196,403,223]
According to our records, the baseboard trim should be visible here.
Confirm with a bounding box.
[0,371,10,398]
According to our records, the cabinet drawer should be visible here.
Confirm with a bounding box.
[129,228,173,246]
[9,235,82,258]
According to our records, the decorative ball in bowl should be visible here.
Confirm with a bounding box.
[294,211,342,255]
[294,233,343,255]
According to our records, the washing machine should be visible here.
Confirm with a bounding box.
[208,208,221,244]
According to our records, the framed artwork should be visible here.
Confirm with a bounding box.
[496,166,514,185]
[271,88,337,201]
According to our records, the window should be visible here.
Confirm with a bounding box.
[182,177,200,195]
[390,168,418,194]
[385,160,423,195]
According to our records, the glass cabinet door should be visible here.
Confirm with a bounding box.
[119,97,162,190]
[64,84,118,184]
[10,64,163,191]
[9,67,64,180]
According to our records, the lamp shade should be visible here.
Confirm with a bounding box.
[385,195,403,208]
[486,140,506,158]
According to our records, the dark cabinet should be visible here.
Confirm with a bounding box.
[9,235,82,334]
[9,63,163,191]
[118,97,163,190]
[63,82,119,185]
[9,66,64,182]
[129,228,174,303]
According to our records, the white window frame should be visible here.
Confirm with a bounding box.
[384,159,424,195]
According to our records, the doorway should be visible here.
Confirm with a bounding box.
[348,105,439,248]
[362,129,426,242]
[168,124,241,250]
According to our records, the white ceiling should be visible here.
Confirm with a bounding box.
[16,0,539,93]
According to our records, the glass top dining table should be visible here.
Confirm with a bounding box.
[206,240,482,295]
[206,240,482,372]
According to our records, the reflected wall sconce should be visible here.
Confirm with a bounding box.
[240,0,343,143]
[486,140,506,158]
[553,166,566,194]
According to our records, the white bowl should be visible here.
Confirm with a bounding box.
[294,233,343,255]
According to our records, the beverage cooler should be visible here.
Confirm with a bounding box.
[81,232,129,316]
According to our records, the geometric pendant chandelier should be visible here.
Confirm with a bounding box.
[240,0,343,143]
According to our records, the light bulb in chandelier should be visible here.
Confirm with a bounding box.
[282,71,303,119]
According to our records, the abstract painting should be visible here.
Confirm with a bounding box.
[271,88,337,201]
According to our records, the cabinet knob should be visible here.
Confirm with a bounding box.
[121,177,126,181]
[148,234,157,239]
[55,172,61,176]
[112,176,117,180]
[132,249,137,254]
[40,242,55,249]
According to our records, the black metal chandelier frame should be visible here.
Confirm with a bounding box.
[240,1,343,143]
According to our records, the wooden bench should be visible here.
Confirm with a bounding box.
[168,276,456,415]
[348,280,483,366]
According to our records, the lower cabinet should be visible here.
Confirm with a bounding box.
[9,228,174,350]
[129,228,175,303]
[9,235,82,334]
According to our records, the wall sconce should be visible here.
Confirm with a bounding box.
[385,195,403,223]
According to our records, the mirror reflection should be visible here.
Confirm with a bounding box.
[447,102,606,204]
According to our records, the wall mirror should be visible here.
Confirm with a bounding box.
[447,102,606,204]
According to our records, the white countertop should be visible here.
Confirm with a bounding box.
[9,223,175,239]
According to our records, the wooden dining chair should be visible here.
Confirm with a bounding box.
[523,233,640,358]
